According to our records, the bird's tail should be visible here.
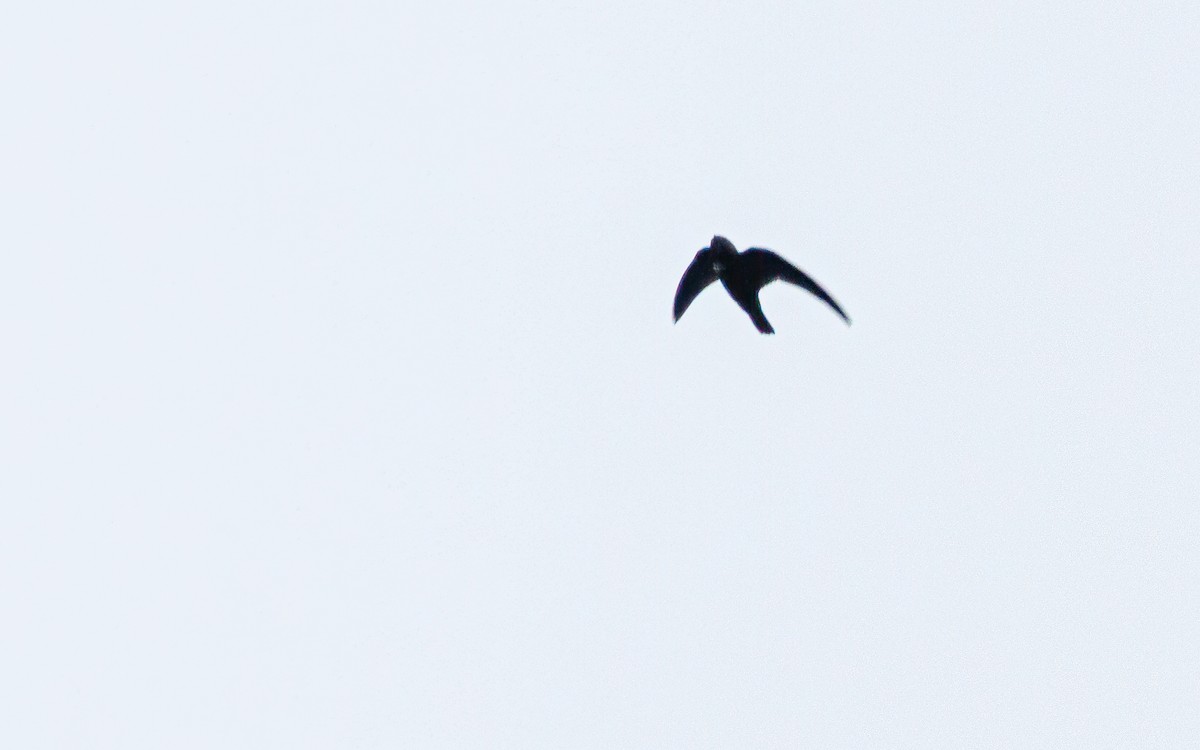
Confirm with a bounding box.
[743,300,775,334]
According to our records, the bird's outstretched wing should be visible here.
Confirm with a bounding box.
[673,249,719,322]
[742,248,851,324]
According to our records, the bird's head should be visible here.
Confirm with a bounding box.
[709,235,737,273]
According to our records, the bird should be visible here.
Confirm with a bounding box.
[673,235,851,334]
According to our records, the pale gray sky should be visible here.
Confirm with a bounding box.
[3,1,1199,747]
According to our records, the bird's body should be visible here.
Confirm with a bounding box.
[673,236,850,334]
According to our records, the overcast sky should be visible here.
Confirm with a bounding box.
[4,1,1199,747]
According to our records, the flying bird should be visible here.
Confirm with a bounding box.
[673,235,851,334]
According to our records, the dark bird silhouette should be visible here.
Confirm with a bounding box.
[673,236,851,334]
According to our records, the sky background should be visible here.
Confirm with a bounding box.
[4,1,1200,747]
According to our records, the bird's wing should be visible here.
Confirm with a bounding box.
[673,249,719,322]
[742,248,851,324]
